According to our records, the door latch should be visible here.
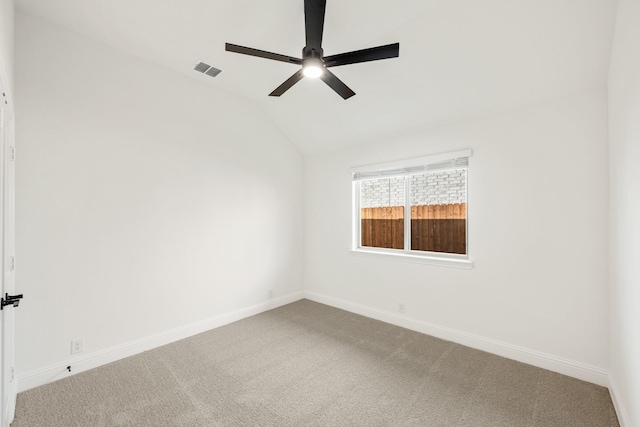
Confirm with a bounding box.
[1,293,23,310]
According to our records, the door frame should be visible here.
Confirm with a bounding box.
[0,60,16,427]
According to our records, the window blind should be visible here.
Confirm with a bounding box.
[352,157,468,181]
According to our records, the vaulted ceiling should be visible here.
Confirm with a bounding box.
[16,0,618,154]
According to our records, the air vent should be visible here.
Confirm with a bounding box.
[193,60,222,78]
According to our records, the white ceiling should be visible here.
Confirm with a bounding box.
[16,0,618,155]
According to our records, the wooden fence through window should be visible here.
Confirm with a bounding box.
[360,206,405,250]
[361,203,466,254]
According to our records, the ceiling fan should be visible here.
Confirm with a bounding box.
[225,0,400,100]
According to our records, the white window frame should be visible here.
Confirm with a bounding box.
[350,149,473,269]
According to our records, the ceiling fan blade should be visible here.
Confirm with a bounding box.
[305,0,326,51]
[320,69,355,100]
[269,70,305,97]
[323,43,400,68]
[225,43,302,65]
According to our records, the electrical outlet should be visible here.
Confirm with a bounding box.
[398,302,405,313]
[71,339,84,354]
[268,289,274,298]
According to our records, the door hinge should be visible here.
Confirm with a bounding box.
[10,367,14,382]
[10,146,15,161]
[9,256,15,271]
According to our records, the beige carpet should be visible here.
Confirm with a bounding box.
[12,300,619,426]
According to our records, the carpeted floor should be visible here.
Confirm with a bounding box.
[12,300,619,426]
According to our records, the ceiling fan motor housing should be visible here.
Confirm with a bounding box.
[303,47,324,72]
[303,47,323,61]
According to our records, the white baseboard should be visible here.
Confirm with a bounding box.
[608,375,632,427]
[17,291,304,393]
[17,290,618,413]
[303,291,610,387]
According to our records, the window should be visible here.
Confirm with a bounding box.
[351,149,472,268]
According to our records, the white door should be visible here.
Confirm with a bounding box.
[0,79,17,427]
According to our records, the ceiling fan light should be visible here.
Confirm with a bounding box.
[303,62,323,78]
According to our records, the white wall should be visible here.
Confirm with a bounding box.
[14,12,304,377]
[0,0,13,95]
[608,0,640,424]
[304,89,610,381]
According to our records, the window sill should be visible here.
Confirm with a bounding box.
[350,248,474,269]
